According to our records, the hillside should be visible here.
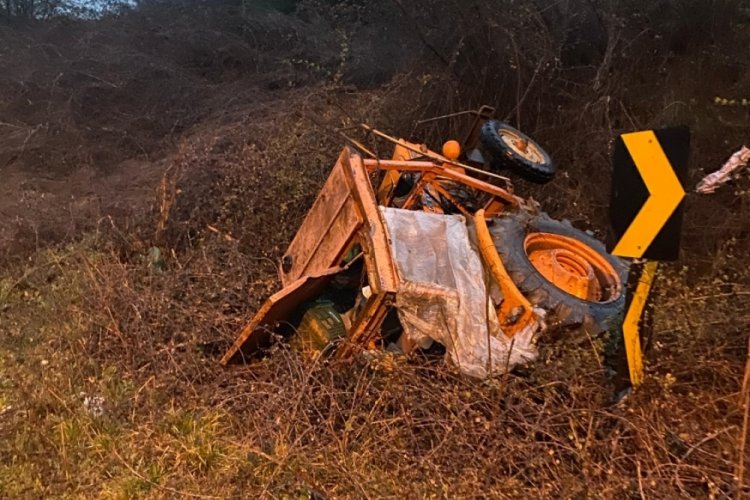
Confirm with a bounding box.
[1,1,749,497]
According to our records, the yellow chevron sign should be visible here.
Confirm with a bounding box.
[622,261,659,386]
[611,130,686,259]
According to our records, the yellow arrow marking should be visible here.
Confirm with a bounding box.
[612,131,685,258]
[623,261,658,386]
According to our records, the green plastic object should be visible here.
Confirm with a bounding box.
[291,300,346,356]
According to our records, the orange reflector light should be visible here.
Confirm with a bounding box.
[442,140,461,160]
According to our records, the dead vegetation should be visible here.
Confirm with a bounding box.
[1,0,750,497]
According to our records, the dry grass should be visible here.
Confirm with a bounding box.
[0,238,747,497]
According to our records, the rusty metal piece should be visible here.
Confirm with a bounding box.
[462,105,497,153]
[360,125,513,186]
[399,174,432,211]
[280,150,363,285]
[375,140,425,205]
[346,152,399,295]
[482,198,507,218]
[411,104,496,153]
[223,148,399,363]
[430,181,471,218]
[365,159,522,207]
[474,209,536,337]
[281,149,398,294]
[220,269,340,365]
[336,291,393,359]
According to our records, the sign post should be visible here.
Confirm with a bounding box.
[609,127,690,388]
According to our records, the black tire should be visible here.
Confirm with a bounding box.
[488,210,629,332]
[480,119,556,184]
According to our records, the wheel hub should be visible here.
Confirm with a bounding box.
[524,232,621,303]
[527,247,601,300]
[499,129,544,164]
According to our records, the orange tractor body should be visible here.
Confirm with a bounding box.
[221,109,627,374]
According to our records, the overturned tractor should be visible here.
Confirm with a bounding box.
[221,107,628,377]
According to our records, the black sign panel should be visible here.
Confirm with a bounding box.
[608,127,690,261]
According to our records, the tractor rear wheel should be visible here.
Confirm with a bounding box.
[488,211,629,331]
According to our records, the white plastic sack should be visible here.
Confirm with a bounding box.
[380,207,539,378]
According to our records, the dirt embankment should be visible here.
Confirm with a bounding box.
[1,1,749,497]
[0,1,380,264]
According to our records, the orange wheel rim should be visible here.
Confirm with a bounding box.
[524,232,622,303]
[498,129,545,164]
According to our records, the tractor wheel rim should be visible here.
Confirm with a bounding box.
[524,232,622,303]
[499,129,545,164]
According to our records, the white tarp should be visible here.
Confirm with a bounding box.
[380,207,539,378]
